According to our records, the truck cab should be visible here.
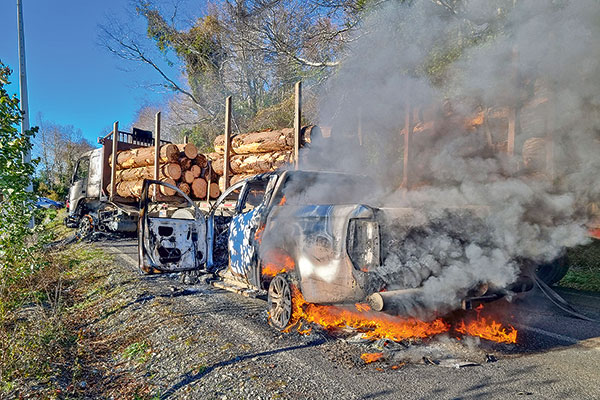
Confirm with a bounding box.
[67,148,103,217]
[65,128,166,234]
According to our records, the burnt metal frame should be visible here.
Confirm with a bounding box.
[138,179,204,272]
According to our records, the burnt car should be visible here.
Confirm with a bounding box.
[139,170,537,330]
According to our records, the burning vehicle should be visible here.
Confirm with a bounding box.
[138,169,540,333]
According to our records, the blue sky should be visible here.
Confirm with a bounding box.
[0,0,197,149]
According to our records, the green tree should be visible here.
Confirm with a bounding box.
[0,62,41,297]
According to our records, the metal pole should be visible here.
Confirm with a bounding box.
[17,0,30,154]
[17,0,33,227]
[294,81,302,169]
[153,112,161,200]
[224,96,232,190]
[110,122,118,201]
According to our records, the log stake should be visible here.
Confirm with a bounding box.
[294,81,302,169]
[153,112,161,199]
[224,96,232,190]
[110,121,118,201]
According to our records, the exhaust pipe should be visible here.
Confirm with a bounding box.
[366,288,424,313]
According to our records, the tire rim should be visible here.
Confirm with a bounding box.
[77,215,94,237]
[268,275,292,330]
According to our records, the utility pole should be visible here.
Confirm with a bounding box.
[17,0,34,227]
[17,0,31,163]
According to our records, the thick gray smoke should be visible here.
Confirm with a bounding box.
[299,0,600,317]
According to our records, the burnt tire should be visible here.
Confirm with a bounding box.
[268,275,292,331]
[77,214,94,238]
[536,255,570,285]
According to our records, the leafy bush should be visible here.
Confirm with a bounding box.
[0,62,43,299]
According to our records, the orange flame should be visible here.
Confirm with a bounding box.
[455,317,517,344]
[254,225,265,244]
[361,352,384,364]
[283,288,517,344]
[265,260,517,344]
[355,303,372,312]
[261,249,295,277]
[278,195,287,206]
[286,287,450,341]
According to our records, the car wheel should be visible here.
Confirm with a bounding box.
[268,275,292,330]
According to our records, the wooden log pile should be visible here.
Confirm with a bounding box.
[211,125,319,189]
[110,125,320,201]
[109,143,221,200]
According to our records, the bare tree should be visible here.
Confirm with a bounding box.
[35,117,93,196]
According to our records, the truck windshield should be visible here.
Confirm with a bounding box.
[277,172,377,205]
[74,157,89,181]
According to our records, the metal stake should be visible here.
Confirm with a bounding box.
[154,112,161,200]
[294,81,302,169]
[224,96,232,190]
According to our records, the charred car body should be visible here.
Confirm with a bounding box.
[139,170,542,329]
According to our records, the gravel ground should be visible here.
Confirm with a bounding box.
[70,239,600,400]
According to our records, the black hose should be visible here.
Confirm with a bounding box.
[533,273,597,322]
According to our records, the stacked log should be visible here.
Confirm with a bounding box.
[110,125,320,201]
[110,142,221,201]
[115,163,182,181]
[211,125,319,188]
[111,144,179,169]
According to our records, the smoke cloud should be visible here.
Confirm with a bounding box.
[271,0,600,318]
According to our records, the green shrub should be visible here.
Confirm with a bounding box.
[0,62,44,302]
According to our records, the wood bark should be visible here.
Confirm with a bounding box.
[206,152,220,161]
[112,144,179,170]
[194,154,207,168]
[177,143,198,159]
[203,165,219,182]
[214,126,320,155]
[183,170,195,184]
[190,165,201,178]
[115,163,181,182]
[522,137,547,172]
[179,157,192,170]
[212,151,292,175]
[109,178,176,198]
[177,182,191,196]
[219,174,254,192]
[209,182,220,199]
[231,174,254,185]
[191,178,207,199]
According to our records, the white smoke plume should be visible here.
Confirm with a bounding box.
[297,0,600,317]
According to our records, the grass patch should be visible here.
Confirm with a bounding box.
[122,342,151,364]
[559,270,600,292]
[559,239,600,292]
[0,210,117,397]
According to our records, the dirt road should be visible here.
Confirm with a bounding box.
[101,239,600,400]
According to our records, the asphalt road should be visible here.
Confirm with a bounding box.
[105,239,600,400]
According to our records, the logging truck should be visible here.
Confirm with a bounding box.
[64,119,317,236]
